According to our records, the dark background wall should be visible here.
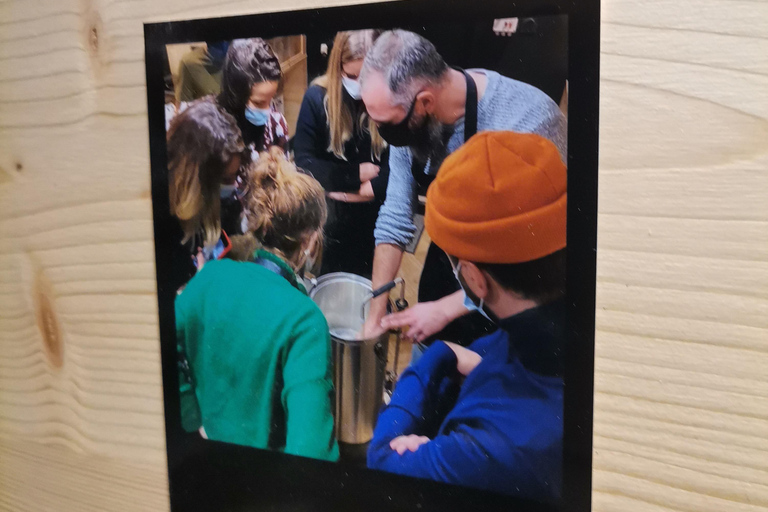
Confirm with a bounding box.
[306,15,568,104]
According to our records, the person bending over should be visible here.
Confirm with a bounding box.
[166,97,246,288]
[176,148,338,462]
[359,30,566,351]
[218,38,289,158]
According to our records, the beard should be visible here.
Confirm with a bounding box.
[409,114,455,172]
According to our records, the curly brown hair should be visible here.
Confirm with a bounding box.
[231,147,327,271]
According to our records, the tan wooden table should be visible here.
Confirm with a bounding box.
[0,0,766,510]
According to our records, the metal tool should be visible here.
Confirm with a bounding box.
[363,278,409,396]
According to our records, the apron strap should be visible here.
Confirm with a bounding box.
[463,70,478,143]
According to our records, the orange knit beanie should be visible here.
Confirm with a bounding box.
[425,131,567,264]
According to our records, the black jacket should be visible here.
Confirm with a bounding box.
[293,84,388,198]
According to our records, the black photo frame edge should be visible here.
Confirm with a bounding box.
[144,1,599,510]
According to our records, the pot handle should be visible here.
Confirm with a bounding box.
[390,298,409,380]
[370,278,403,300]
[374,341,387,365]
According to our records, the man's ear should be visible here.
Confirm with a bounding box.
[459,261,489,300]
[415,90,436,115]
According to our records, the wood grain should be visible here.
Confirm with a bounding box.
[0,0,766,510]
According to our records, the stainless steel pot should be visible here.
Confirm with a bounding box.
[309,273,389,445]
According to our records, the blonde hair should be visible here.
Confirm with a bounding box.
[237,147,327,270]
[313,30,386,161]
[166,97,244,247]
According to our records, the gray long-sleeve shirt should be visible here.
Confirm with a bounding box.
[374,69,567,248]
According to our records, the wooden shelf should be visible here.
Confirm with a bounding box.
[281,52,307,75]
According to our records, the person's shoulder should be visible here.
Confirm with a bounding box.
[306,83,327,96]
[294,289,327,321]
[468,328,507,356]
[175,259,233,306]
[194,258,248,286]
[290,290,330,335]
[479,72,563,132]
[484,69,553,104]
[179,46,207,66]
[304,84,328,104]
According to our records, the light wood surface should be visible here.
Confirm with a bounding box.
[0,0,766,510]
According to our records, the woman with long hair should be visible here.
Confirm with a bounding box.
[176,148,338,461]
[217,38,289,159]
[293,30,388,278]
[166,97,247,285]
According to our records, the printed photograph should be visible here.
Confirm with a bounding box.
[160,15,569,505]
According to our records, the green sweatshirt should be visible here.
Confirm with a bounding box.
[175,250,339,462]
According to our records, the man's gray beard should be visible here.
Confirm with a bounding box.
[410,116,454,172]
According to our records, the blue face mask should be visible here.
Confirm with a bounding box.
[220,183,237,198]
[342,76,362,100]
[452,261,495,323]
[245,107,270,126]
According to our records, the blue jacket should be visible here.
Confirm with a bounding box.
[367,300,565,503]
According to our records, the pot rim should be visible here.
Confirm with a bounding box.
[309,272,394,343]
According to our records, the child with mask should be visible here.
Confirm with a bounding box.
[293,30,388,278]
[175,147,338,462]
[217,38,289,161]
[367,131,567,504]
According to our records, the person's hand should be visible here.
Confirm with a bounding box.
[361,308,388,338]
[443,341,483,376]
[193,247,206,272]
[346,181,375,201]
[380,300,452,343]
[327,182,375,203]
[361,294,389,338]
[358,181,375,199]
[359,162,380,182]
[390,435,430,455]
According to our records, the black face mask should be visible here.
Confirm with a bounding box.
[377,98,426,147]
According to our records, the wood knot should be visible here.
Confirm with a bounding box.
[89,25,99,53]
[84,6,104,64]
[34,269,64,369]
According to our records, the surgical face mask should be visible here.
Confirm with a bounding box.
[219,183,237,198]
[376,97,420,147]
[301,237,320,277]
[245,106,270,126]
[342,76,361,100]
[240,214,249,235]
[452,261,496,323]
[303,248,316,275]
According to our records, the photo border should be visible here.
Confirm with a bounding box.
[144,1,599,510]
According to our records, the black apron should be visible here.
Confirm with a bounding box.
[414,70,496,347]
